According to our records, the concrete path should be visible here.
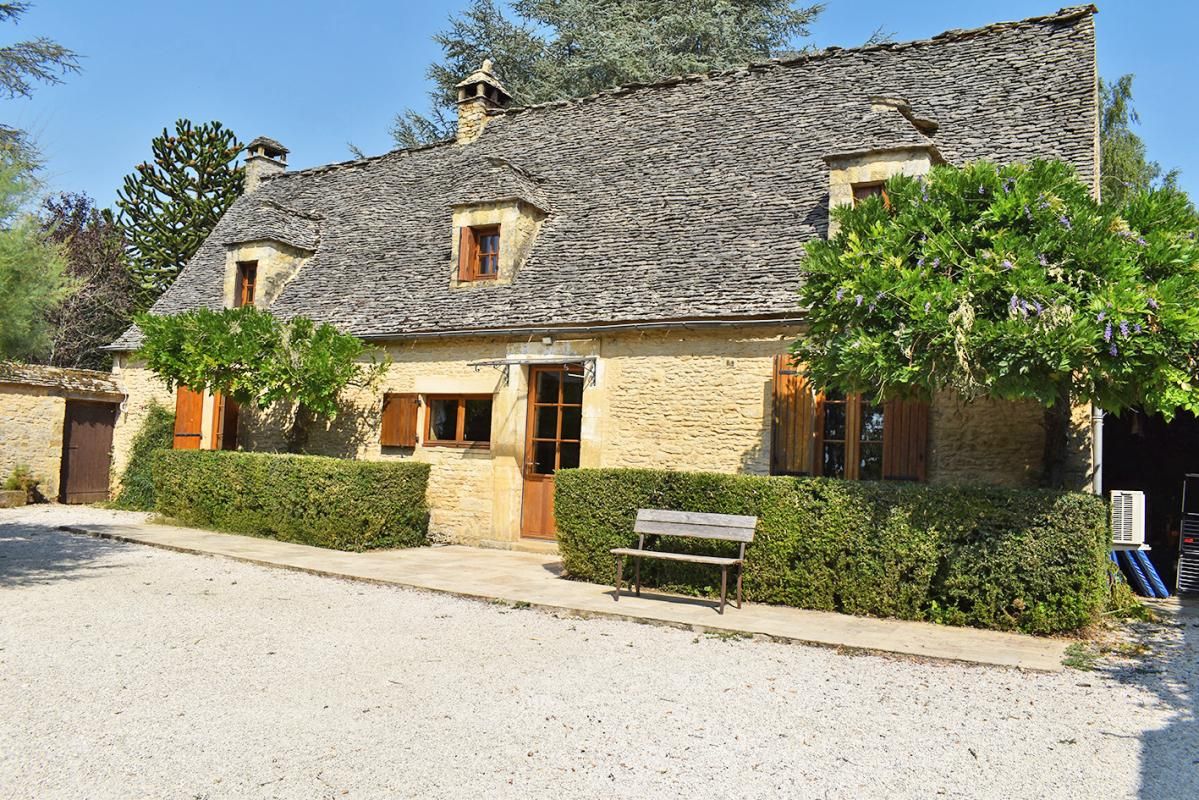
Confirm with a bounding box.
[60,520,1069,671]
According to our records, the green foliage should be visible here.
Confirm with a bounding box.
[0,149,71,360]
[0,2,80,146]
[111,400,174,510]
[39,192,133,369]
[116,119,243,309]
[2,463,39,501]
[555,468,1111,634]
[1100,75,1181,209]
[793,159,1199,421]
[392,0,822,146]
[152,449,430,551]
[135,306,388,451]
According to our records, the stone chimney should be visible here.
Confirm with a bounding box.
[244,136,288,192]
[455,59,511,144]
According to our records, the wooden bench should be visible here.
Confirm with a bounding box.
[610,509,757,614]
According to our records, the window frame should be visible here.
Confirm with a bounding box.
[851,181,890,209]
[459,224,501,282]
[423,393,493,448]
[235,260,258,307]
[815,390,886,481]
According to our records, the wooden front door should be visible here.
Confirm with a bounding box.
[521,364,584,539]
[59,400,118,504]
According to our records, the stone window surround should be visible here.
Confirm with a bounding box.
[449,200,546,290]
[825,145,938,236]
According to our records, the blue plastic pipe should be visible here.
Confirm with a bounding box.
[1132,549,1170,598]
[1118,550,1157,597]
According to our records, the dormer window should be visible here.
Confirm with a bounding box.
[235,261,257,307]
[459,225,500,281]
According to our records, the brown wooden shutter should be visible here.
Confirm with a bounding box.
[380,393,419,448]
[173,386,204,450]
[458,227,474,280]
[882,398,930,482]
[770,354,817,475]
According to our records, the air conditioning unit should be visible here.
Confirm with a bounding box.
[1111,490,1146,547]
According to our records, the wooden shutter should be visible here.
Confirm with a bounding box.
[458,227,475,281]
[210,394,239,450]
[381,393,419,448]
[173,386,204,450]
[770,354,817,475]
[882,398,929,482]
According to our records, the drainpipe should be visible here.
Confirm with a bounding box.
[1091,407,1104,496]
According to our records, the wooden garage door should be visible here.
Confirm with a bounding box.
[59,400,118,504]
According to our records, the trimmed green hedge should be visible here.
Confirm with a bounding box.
[152,450,430,551]
[112,401,174,510]
[555,469,1109,634]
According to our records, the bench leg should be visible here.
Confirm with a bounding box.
[720,566,728,615]
[634,557,641,597]
[736,563,743,609]
[614,555,625,601]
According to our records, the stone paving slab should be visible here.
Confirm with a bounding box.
[60,521,1069,672]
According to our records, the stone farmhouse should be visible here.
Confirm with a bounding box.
[106,6,1100,548]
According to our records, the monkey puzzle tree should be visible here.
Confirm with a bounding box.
[136,307,387,453]
[116,120,243,310]
[791,159,1199,488]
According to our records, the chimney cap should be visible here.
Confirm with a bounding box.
[455,59,511,105]
[246,136,289,161]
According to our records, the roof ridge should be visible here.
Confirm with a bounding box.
[489,5,1096,118]
[262,136,455,182]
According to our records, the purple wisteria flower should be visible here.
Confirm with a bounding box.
[855,295,864,306]
[1104,322,1113,343]
[1001,259,1013,270]
[1097,311,1106,322]
[1120,320,1130,338]
[1110,344,1119,357]
[1002,178,1015,192]
[1024,205,1033,220]
[1038,253,1049,267]
[978,185,986,195]
[835,288,845,301]
[1148,297,1159,310]
[868,303,877,312]
[917,257,925,267]
[1137,237,1148,246]
[1059,215,1072,230]
[924,301,932,312]
[1134,323,1142,334]
[932,257,941,269]
[1009,294,1020,315]
[1033,300,1044,316]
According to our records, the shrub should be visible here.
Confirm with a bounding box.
[555,469,1110,634]
[112,401,175,510]
[3,464,41,502]
[152,450,430,551]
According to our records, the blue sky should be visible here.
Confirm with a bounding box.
[5,1,1196,208]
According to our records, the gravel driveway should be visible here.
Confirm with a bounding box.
[1,505,1195,800]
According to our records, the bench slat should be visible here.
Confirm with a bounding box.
[610,547,742,566]
[637,509,757,529]
[633,520,755,542]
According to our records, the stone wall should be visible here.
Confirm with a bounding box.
[109,356,175,493]
[0,385,65,499]
[111,325,1094,545]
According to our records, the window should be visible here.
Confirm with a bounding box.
[425,395,493,447]
[458,225,500,281]
[818,390,884,480]
[851,182,890,208]
[770,355,927,481]
[380,393,419,448]
[235,261,258,307]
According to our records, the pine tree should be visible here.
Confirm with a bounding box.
[116,119,243,310]
[0,2,80,149]
[392,0,822,147]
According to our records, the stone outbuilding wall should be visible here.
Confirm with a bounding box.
[0,363,125,500]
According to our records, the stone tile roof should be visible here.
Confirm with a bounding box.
[220,200,321,251]
[0,362,123,396]
[110,6,1098,350]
